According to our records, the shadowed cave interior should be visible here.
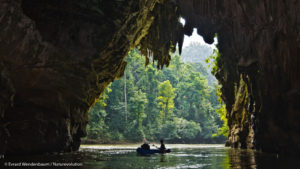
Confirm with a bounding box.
[0,0,299,155]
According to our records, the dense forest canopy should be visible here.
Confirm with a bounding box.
[84,43,228,144]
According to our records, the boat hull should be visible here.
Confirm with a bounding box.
[136,148,171,155]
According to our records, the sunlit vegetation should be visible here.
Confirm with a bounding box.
[84,45,227,143]
[205,45,229,138]
[205,46,221,76]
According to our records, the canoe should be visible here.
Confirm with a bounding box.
[136,147,171,155]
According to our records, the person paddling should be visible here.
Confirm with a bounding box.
[160,139,166,152]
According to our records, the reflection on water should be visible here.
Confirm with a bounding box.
[1,144,300,169]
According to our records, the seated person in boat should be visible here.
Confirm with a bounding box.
[141,142,150,150]
[160,139,166,151]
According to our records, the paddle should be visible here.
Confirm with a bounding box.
[152,144,160,149]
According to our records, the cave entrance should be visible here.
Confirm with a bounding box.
[83,18,226,145]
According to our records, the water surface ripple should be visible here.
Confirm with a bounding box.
[2,144,299,169]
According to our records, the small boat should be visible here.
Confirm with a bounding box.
[136,147,171,155]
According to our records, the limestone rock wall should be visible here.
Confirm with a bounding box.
[179,0,300,154]
[0,0,299,155]
[0,0,182,154]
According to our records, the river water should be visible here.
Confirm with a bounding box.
[1,144,299,168]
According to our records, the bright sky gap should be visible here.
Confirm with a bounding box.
[180,17,217,49]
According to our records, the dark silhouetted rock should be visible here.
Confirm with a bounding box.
[179,0,300,154]
[0,0,299,155]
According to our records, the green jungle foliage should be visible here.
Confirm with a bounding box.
[85,48,227,144]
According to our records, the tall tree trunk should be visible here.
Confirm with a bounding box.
[124,70,127,125]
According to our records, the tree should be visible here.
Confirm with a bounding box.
[86,86,111,141]
[85,47,227,143]
[143,66,160,140]
[212,104,228,137]
[126,90,148,141]
[157,80,176,124]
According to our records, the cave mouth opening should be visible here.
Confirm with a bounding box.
[1,0,299,157]
[83,19,227,145]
